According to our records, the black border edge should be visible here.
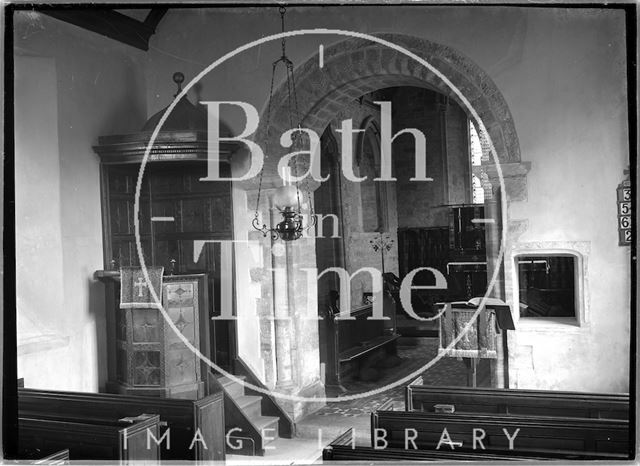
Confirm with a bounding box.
[2,1,639,461]
[625,1,638,460]
[3,2,18,461]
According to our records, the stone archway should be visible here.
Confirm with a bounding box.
[232,34,529,415]
[256,33,521,177]
[255,32,530,313]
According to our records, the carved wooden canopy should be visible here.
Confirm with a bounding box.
[93,76,239,165]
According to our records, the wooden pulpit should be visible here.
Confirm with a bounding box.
[92,73,243,393]
[97,270,210,399]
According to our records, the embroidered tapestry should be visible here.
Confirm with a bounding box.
[120,266,164,309]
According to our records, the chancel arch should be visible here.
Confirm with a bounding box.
[229,33,530,412]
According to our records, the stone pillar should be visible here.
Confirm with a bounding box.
[232,141,326,419]
[438,97,449,205]
[485,162,532,204]
[270,200,295,389]
[484,161,531,388]
[485,194,506,388]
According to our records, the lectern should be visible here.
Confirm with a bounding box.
[438,299,514,387]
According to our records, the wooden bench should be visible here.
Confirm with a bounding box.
[371,409,630,460]
[19,387,225,461]
[18,449,70,465]
[34,449,70,465]
[322,428,543,461]
[405,381,629,420]
[324,290,398,390]
[19,413,160,462]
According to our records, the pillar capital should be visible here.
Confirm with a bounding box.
[483,161,531,202]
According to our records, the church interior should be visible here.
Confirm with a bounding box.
[5,4,635,462]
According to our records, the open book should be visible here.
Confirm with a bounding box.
[436,297,515,330]
[436,297,508,308]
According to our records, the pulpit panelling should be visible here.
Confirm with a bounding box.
[109,273,209,399]
[93,80,240,390]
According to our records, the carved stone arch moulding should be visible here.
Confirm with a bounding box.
[244,33,524,195]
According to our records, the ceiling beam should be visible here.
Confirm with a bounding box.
[144,9,168,33]
[43,8,168,51]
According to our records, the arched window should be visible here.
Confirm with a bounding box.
[472,174,484,204]
[469,120,492,203]
[358,119,387,232]
[469,120,483,167]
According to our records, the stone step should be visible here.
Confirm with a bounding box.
[218,375,246,398]
[398,335,438,347]
[218,374,281,451]
[396,315,440,326]
[235,395,263,419]
[397,319,439,337]
[251,415,280,445]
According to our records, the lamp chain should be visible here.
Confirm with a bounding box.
[252,5,317,238]
[280,6,287,58]
[254,61,277,221]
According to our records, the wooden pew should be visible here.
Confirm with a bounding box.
[19,388,225,461]
[18,449,70,465]
[324,290,399,390]
[322,428,543,461]
[34,449,70,465]
[19,413,160,462]
[405,382,629,420]
[371,410,630,460]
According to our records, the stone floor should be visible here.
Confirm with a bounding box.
[295,337,491,450]
[229,337,492,464]
[310,337,491,417]
[227,436,325,465]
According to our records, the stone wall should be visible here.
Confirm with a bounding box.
[391,87,472,229]
[14,12,148,391]
[329,99,400,308]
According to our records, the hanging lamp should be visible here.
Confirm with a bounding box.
[252,6,316,241]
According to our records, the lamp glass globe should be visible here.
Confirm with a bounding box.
[272,184,299,210]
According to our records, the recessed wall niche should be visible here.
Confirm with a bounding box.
[510,241,590,328]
